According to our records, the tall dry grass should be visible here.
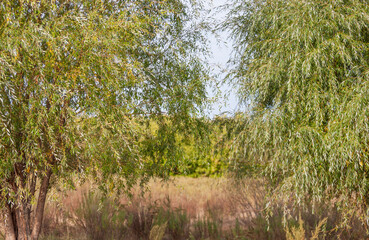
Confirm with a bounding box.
[1,177,368,240]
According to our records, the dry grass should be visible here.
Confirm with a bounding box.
[129,177,232,219]
[38,177,259,239]
[1,177,368,240]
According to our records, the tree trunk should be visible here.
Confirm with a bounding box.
[31,169,52,240]
[16,201,32,240]
[5,199,33,240]
[3,169,52,240]
[4,203,17,240]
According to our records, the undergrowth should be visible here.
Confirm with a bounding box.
[5,178,367,240]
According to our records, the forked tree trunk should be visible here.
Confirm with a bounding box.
[4,169,52,240]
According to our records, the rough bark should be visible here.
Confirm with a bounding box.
[18,200,33,240]
[4,196,34,240]
[15,207,28,240]
[31,169,52,240]
[3,167,52,240]
[4,203,17,240]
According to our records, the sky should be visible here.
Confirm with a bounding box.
[204,0,240,117]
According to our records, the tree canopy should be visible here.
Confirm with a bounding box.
[0,0,209,239]
[225,0,369,221]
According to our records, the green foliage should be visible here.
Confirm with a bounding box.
[0,0,209,237]
[140,116,232,177]
[182,116,233,177]
[0,0,209,191]
[225,0,369,220]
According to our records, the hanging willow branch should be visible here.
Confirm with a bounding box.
[225,0,369,221]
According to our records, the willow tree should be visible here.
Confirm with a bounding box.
[225,0,369,220]
[0,0,209,239]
